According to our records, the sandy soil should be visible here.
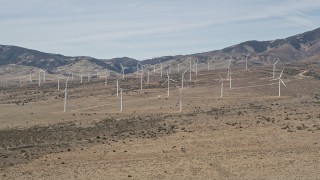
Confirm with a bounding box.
[0,64,319,179]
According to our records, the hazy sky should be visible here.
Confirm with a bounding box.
[1,0,320,60]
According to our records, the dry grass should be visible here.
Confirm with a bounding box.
[0,64,319,179]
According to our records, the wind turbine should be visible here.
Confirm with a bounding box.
[140,72,144,90]
[229,68,232,89]
[147,69,150,84]
[120,63,125,80]
[278,69,286,97]
[159,61,163,77]
[120,88,123,112]
[19,73,22,86]
[195,58,198,75]
[245,54,249,70]
[137,62,146,73]
[87,72,90,82]
[38,70,42,86]
[79,68,84,83]
[42,69,48,82]
[177,85,183,113]
[162,70,177,97]
[57,76,61,90]
[177,63,180,73]
[63,75,70,112]
[80,73,83,84]
[189,60,192,82]
[219,76,224,98]
[227,59,232,80]
[136,64,144,90]
[181,68,191,89]
[94,68,100,79]
[153,64,157,74]
[273,59,280,78]
[116,79,119,98]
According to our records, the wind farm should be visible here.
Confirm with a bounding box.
[1,21,320,179]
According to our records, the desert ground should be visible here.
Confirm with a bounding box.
[0,62,319,179]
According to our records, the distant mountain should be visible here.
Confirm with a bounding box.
[220,27,320,61]
[0,45,126,74]
[0,45,72,68]
[174,27,320,68]
[1,27,320,75]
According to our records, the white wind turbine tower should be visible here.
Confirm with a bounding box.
[162,70,177,97]
[94,68,100,79]
[80,70,83,84]
[19,73,22,86]
[195,58,198,75]
[278,69,286,97]
[159,61,163,77]
[63,75,70,112]
[245,53,249,70]
[189,60,192,82]
[116,79,119,98]
[57,76,61,90]
[42,69,48,82]
[87,68,93,82]
[137,64,144,90]
[229,68,232,89]
[181,68,191,89]
[227,59,231,80]
[177,63,180,73]
[273,58,280,78]
[136,63,141,73]
[38,70,42,86]
[219,76,224,98]
[153,64,157,74]
[120,63,125,80]
[140,72,144,90]
[147,69,150,84]
[177,86,183,113]
[120,88,123,112]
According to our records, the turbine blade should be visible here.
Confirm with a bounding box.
[280,79,286,87]
[161,80,168,86]
[279,69,284,78]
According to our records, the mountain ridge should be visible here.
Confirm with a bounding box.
[1,27,320,74]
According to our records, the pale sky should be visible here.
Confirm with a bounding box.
[1,0,320,60]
